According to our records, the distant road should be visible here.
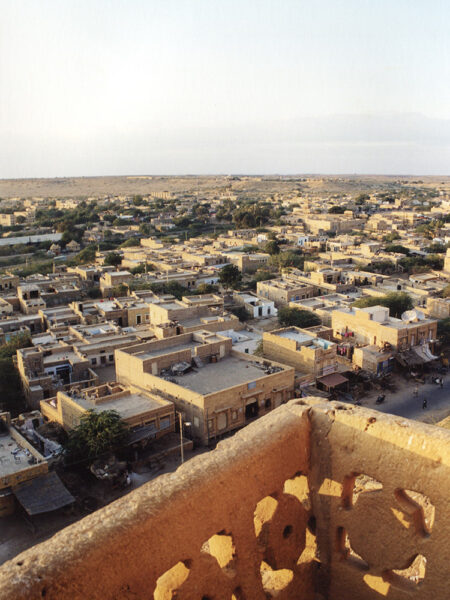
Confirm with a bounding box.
[0,233,62,246]
[366,378,450,422]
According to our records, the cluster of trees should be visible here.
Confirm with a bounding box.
[232,204,272,228]
[384,244,410,255]
[365,253,444,276]
[14,259,55,278]
[352,292,413,319]
[0,332,31,415]
[0,241,52,257]
[384,242,447,257]
[414,217,450,239]
[355,193,370,205]
[383,232,401,243]
[268,251,305,270]
[104,252,122,267]
[399,254,444,273]
[278,307,321,328]
[328,205,346,214]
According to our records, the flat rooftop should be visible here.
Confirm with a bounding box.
[274,328,333,349]
[137,340,202,360]
[74,392,169,418]
[0,427,44,478]
[168,355,284,395]
[159,302,183,310]
[276,329,314,344]
[42,350,84,365]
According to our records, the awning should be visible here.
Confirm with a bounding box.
[413,346,431,363]
[13,472,75,516]
[396,350,424,367]
[422,344,439,361]
[316,373,348,388]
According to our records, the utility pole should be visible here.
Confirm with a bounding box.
[178,411,184,464]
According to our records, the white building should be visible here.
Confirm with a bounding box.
[233,292,278,319]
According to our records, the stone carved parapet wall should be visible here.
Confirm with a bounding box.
[0,400,449,600]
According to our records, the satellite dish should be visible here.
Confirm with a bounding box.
[401,309,424,322]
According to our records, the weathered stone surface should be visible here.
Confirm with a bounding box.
[0,399,448,600]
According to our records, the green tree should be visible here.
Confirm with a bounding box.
[253,269,274,282]
[384,244,410,255]
[264,240,280,255]
[194,283,219,295]
[352,292,413,319]
[437,318,450,348]
[86,286,102,299]
[366,260,396,275]
[0,332,31,416]
[130,263,147,274]
[278,307,321,328]
[269,251,304,270]
[110,283,128,297]
[425,243,446,254]
[219,264,242,289]
[104,252,122,267]
[64,410,129,464]
[383,232,401,243]
[120,237,141,248]
[0,332,31,359]
[328,205,346,214]
[355,193,370,205]
[73,245,96,264]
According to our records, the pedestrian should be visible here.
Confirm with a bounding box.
[413,385,418,398]
[422,398,428,410]
[440,378,443,389]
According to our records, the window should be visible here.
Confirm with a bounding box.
[109,355,114,361]
[91,358,97,365]
[248,381,256,390]
[231,410,238,421]
[159,416,170,430]
[265,398,272,410]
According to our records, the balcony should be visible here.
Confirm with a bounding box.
[0,398,448,599]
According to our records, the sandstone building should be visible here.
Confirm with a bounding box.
[115,330,294,444]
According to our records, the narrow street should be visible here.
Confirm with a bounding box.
[359,377,450,423]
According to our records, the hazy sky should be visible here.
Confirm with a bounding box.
[1,0,450,177]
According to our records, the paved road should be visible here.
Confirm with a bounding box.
[363,378,450,422]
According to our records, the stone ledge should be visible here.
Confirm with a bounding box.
[0,399,449,600]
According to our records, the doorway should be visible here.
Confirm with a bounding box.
[245,400,259,421]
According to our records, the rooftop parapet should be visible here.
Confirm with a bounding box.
[0,399,449,599]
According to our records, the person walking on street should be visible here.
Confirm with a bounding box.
[413,385,418,398]
[422,398,428,410]
[440,378,443,389]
